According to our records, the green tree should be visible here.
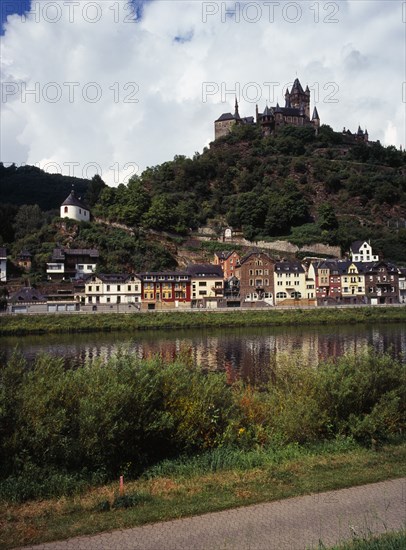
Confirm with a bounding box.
[13,204,44,240]
[318,203,338,230]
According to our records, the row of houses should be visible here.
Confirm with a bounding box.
[5,247,406,314]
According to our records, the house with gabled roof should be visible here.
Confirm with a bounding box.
[7,287,47,314]
[237,251,274,306]
[213,250,240,279]
[350,240,378,263]
[47,247,99,280]
[83,273,142,312]
[341,262,370,304]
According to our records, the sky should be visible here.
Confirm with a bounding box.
[1,0,405,185]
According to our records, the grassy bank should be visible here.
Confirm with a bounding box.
[1,305,406,336]
[0,439,405,549]
[333,531,406,549]
[1,348,404,547]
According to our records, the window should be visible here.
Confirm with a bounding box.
[107,297,111,303]
[88,286,92,292]
[128,285,131,291]
[96,286,100,292]
[107,285,110,291]
[198,282,207,287]
[117,285,121,291]
[276,292,287,299]
[64,206,68,213]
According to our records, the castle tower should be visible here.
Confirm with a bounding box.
[311,107,320,134]
[285,88,290,108]
[289,78,310,117]
[234,97,240,119]
[261,105,274,136]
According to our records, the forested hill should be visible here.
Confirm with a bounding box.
[94,124,406,261]
[0,163,100,210]
[1,123,406,269]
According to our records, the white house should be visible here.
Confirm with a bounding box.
[350,240,378,263]
[0,248,6,282]
[60,190,90,222]
[274,261,307,304]
[83,274,142,310]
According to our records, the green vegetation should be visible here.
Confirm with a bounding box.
[1,306,406,336]
[0,346,405,548]
[332,531,406,549]
[2,125,405,272]
[1,348,404,503]
[91,124,405,260]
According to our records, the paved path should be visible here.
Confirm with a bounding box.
[21,478,406,550]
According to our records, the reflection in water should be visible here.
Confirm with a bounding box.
[1,324,405,384]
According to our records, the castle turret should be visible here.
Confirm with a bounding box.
[234,97,240,119]
[289,78,310,118]
[311,106,320,134]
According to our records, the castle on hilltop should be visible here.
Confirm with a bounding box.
[214,78,320,140]
[214,77,371,144]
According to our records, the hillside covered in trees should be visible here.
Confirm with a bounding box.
[93,124,406,262]
[1,124,405,276]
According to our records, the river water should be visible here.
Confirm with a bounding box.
[1,323,405,384]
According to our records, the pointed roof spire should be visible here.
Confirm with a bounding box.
[291,78,304,94]
[234,97,240,119]
[312,106,319,120]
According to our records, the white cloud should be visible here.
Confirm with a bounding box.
[1,0,405,185]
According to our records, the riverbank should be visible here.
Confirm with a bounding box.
[1,440,405,549]
[1,305,406,336]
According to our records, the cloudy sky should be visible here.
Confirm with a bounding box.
[1,0,405,185]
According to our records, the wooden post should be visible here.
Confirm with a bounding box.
[119,475,124,496]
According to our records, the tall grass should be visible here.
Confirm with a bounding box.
[331,531,406,549]
[0,347,404,502]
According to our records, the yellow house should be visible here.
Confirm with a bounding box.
[341,262,367,303]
